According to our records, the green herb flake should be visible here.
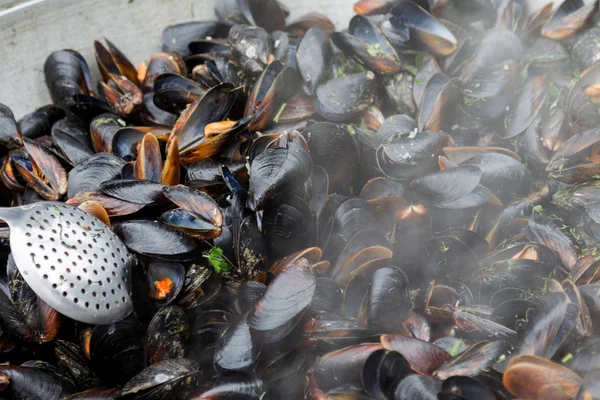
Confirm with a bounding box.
[366,43,382,58]
[203,247,229,274]
[450,340,463,356]
[533,205,544,214]
[403,64,419,75]
[273,102,287,124]
[347,125,357,136]
[561,353,573,364]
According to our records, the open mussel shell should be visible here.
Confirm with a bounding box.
[410,165,490,209]
[171,83,242,163]
[362,349,411,399]
[542,0,599,40]
[417,73,460,132]
[161,20,230,57]
[434,341,506,380]
[313,343,384,392]
[314,72,377,121]
[147,261,185,306]
[161,185,223,239]
[503,355,583,400]
[381,334,451,375]
[246,61,298,131]
[67,153,124,198]
[384,0,457,56]
[100,179,167,205]
[178,264,221,310]
[17,138,68,201]
[247,136,312,211]
[248,258,316,343]
[94,39,139,86]
[114,220,198,258]
[332,15,400,75]
[153,73,205,114]
[376,131,453,181]
[51,118,95,166]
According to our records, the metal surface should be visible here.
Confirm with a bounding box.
[0,0,356,118]
[0,202,133,324]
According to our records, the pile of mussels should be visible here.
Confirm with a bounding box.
[3,0,600,398]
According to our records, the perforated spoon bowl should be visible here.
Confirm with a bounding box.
[0,201,133,325]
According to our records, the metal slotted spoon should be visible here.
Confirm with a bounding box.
[0,201,133,325]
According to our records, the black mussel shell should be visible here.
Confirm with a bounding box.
[228,24,272,76]
[100,179,167,205]
[377,131,453,181]
[303,122,359,192]
[296,28,334,94]
[393,374,441,400]
[0,365,73,399]
[0,103,23,150]
[262,195,315,259]
[313,343,383,392]
[162,21,230,57]
[44,50,92,108]
[147,262,185,306]
[191,374,264,399]
[90,319,146,385]
[518,291,578,360]
[434,341,506,380]
[381,334,450,375]
[238,0,287,32]
[314,72,377,122]
[55,340,101,390]
[214,312,257,371]
[385,1,457,56]
[120,358,201,400]
[153,73,205,115]
[247,137,312,211]
[542,0,598,40]
[362,349,412,399]
[410,166,485,209]
[147,305,189,365]
[18,105,65,140]
[248,258,316,343]
[503,75,547,139]
[114,220,198,257]
[367,266,410,331]
[440,376,497,400]
[461,152,531,202]
[51,118,95,166]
